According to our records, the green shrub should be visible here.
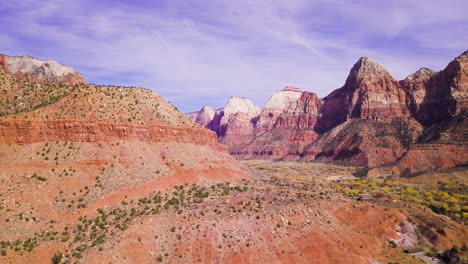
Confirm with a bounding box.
[353,168,368,178]
[52,252,63,264]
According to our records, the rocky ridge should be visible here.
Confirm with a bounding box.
[0,54,86,85]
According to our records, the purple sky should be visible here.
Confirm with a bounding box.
[1,0,467,113]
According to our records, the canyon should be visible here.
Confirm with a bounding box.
[0,54,466,264]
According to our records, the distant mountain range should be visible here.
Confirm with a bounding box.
[188,51,468,175]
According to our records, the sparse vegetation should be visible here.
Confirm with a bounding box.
[333,177,468,222]
[353,168,368,178]
[0,181,256,261]
[52,252,63,264]
[31,173,47,182]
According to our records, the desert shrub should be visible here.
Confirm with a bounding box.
[353,168,368,178]
[52,252,63,264]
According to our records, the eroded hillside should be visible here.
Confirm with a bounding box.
[0,68,248,263]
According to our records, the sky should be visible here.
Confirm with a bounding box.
[0,0,467,113]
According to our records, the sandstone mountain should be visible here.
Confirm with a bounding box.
[187,96,260,150]
[308,51,467,173]
[188,51,468,174]
[0,56,248,263]
[186,105,216,127]
[254,87,306,134]
[0,54,86,85]
[404,50,468,125]
[235,88,322,159]
[315,57,411,133]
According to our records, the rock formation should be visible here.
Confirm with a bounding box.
[403,51,468,125]
[188,87,323,158]
[254,87,304,134]
[186,105,216,127]
[310,51,467,172]
[273,90,322,130]
[219,97,260,136]
[302,118,424,167]
[235,89,322,159]
[0,54,86,84]
[401,67,437,119]
[315,57,410,133]
[187,96,260,150]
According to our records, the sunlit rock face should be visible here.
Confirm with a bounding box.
[254,87,304,134]
[0,54,86,85]
[315,57,411,133]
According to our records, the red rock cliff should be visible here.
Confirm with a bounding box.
[0,120,218,146]
[404,51,468,125]
[316,57,410,133]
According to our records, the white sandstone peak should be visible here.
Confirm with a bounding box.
[5,56,78,77]
[263,89,303,110]
[220,97,260,125]
[224,97,261,116]
[199,105,215,119]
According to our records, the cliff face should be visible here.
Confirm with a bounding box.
[273,91,322,130]
[401,67,437,119]
[315,57,410,133]
[309,51,467,171]
[234,89,322,159]
[0,120,217,146]
[404,51,468,125]
[218,112,257,149]
[303,118,423,167]
[187,97,260,150]
[254,87,304,134]
[0,54,86,85]
[219,97,260,137]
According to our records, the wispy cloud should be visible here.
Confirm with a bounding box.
[0,0,467,112]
